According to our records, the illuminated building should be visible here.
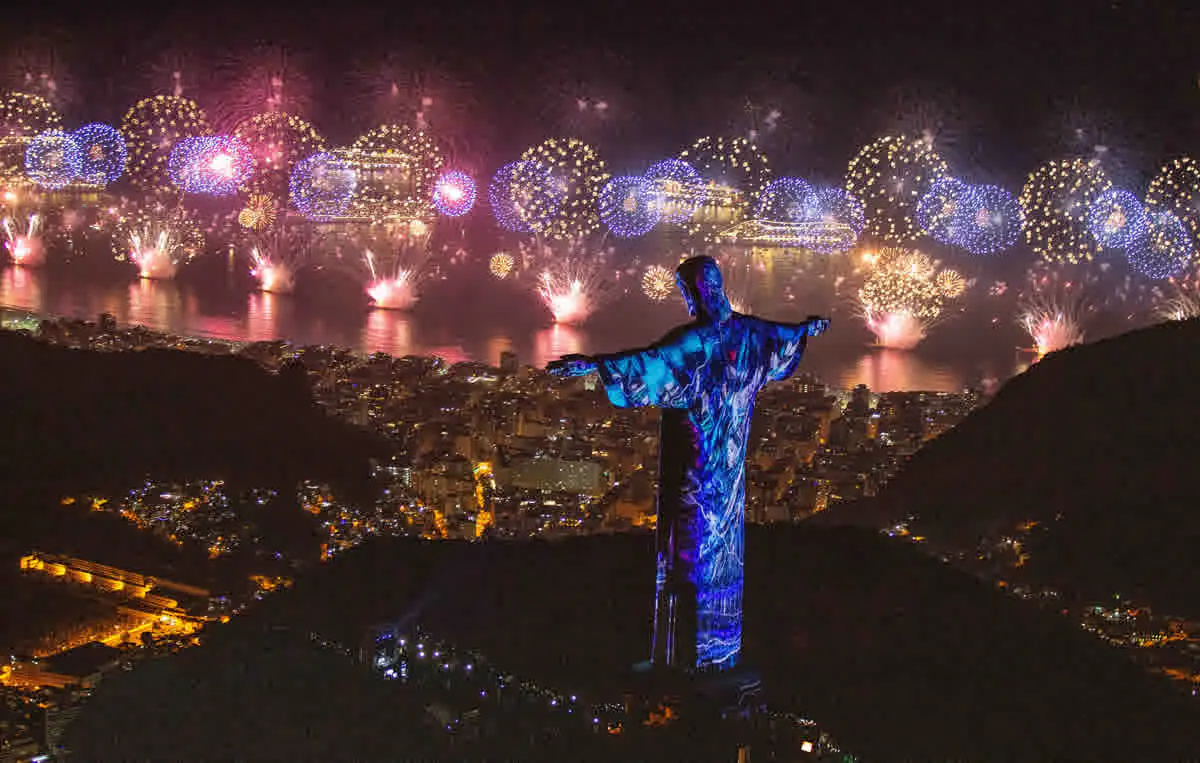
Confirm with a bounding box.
[473,461,496,538]
[19,552,212,629]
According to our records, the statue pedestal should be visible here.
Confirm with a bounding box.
[624,663,765,724]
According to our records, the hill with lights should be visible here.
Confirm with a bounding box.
[820,317,1200,616]
[67,527,1200,760]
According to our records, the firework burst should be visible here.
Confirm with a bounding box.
[1019,158,1112,264]
[489,252,515,279]
[521,237,619,324]
[114,203,204,279]
[250,250,295,294]
[1154,292,1200,322]
[1018,267,1087,357]
[211,45,316,131]
[247,224,314,294]
[358,219,437,310]
[641,264,675,302]
[1153,274,1200,322]
[238,194,278,231]
[1145,156,1200,247]
[233,111,326,200]
[935,268,965,298]
[678,135,771,197]
[1,212,43,266]
[857,247,953,350]
[516,138,609,240]
[845,135,948,243]
[365,255,421,310]
[351,124,444,198]
[120,96,211,190]
[0,91,62,181]
[1020,300,1085,358]
[675,136,770,240]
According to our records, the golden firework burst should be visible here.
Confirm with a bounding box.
[489,252,515,279]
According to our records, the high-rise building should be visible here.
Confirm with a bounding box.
[499,350,519,374]
[847,384,872,417]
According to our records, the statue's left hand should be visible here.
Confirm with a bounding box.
[547,354,598,378]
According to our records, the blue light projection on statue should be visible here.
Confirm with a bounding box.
[548,256,829,672]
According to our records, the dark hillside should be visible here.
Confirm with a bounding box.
[0,331,389,504]
[71,526,1200,760]
[820,318,1200,614]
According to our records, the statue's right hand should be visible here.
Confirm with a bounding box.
[805,316,831,337]
[547,354,598,378]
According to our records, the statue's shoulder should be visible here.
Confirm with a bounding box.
[726,313,768,335]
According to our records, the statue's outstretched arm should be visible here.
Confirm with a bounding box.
[552,326,702,409]
[546,354,598,378]
[762,315,831,382]
[777,315,831,340]
[545,324,696,380]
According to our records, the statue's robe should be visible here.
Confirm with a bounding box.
[595,313,810,671]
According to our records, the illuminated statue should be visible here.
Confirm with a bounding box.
[548,255,829,673]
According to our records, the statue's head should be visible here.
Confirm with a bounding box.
[676,255,733,323]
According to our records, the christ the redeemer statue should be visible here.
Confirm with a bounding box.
[548,255,829,673]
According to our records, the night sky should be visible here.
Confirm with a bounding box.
[7,0,1197,189]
